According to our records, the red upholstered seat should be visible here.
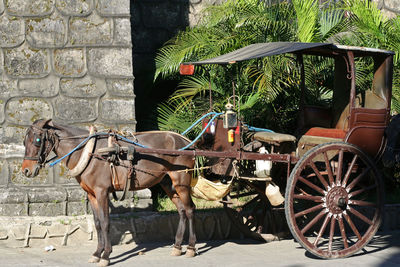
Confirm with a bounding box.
[305,127,347,139]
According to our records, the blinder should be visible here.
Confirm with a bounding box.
[24,126,54,167]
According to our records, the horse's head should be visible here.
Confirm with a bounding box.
[21,119,59,177]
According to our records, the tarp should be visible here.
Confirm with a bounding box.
[186,42,331,65]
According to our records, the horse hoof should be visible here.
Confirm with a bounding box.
[170,247,182,256]
[88,256,100,263]
[185,248,196,257]
[97,259,110,267]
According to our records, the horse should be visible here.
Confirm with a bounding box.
[21,119,197,267]
[382,114,400,168]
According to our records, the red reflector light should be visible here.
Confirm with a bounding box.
[180,64,195,75]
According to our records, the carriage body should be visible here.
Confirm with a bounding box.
[181,42,394,259]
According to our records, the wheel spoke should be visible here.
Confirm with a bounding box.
[336,149,344,185]
[343,213,362,240]
[346,167,371,192]
[309,161,329,190]
[349,184,377,198]
[294,194,323,202]
[298,176,325,195]
[301,210,326,234]
[350,200,376,207]
[323,152,335,186]
[348,207,373,225]
[295,203,324,218]
[328,216,336,252]
[313,213,330,246]
[342,155,358,187]
[338,217,349,249]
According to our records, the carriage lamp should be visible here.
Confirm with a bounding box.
[223,102,237,129]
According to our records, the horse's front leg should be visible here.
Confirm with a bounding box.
[88,194,104,263]
[95,189,112,267]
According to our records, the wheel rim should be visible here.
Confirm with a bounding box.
[285,142,383,259]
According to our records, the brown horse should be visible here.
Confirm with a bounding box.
[22,119,197,266]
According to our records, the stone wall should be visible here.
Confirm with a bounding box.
[0,0,222,217]
[0,0,136,216]
[374,0,400,18]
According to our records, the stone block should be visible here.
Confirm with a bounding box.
[6,98,52,125]
[141,2,183,30]
[28,188,67,203]
[96,0,130,16]
[0,15,24,47]
[0,76,18,98]
[53,48,86,77]
[9,158,52,186]
[114,18,131,46]
[26,13,67,48]
[53,163,79,185]
[66,187,86,202]
[100,98,135,123]
[56,0,93,16]
[67,202,86,216]
[0,125,27,145]
[134,188,151,199]
[106,78,134,97]
[69,13,112,46]
[29,202,66,216]
[4,46,49,78]
[0,203,28,216]
[5,0,54,17]
[60,76,106,98]
[54,96,97,122]
[0,159,9,185]
[18,76,59,97]
[88,48,133,77]
[116,123,137,135]
[0,1,4,14]
[0,187,27,203]
[0,144,24,159]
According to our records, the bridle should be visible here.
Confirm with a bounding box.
[24,125,59,168]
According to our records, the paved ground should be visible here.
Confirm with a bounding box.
[1,232,399,267]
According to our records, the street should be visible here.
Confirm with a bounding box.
[0,232,399,267]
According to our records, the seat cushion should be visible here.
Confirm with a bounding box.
[305,127,347,139]
[253,132,296,143]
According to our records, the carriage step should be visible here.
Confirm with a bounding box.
[238,176,272,181]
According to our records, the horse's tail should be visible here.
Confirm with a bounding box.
[382,114,400,168]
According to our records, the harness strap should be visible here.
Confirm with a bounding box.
[110,163,132,202]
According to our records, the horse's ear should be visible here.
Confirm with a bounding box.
[35,119,52,129]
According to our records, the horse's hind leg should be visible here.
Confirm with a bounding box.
[160,181,186,256]
[169,173,197,257]
[88,194,103,263]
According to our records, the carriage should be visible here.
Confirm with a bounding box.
[22,42,395,264]
[177,42,394,259]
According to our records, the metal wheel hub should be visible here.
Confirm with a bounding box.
[326,186,348,214]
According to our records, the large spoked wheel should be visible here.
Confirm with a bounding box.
[224,180,286,242]
[285,142,384,259]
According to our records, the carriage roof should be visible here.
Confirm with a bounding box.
[183,42,394,65]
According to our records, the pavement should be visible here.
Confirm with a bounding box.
[0,232,399,267]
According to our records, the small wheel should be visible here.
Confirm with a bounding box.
[285,142,384,259]
[223,180,285,242]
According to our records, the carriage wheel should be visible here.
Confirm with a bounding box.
[285,142,383,259]
[223,180,286,242]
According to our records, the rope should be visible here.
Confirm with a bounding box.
[181,111,221,136]
[245,124,274,133]
[179,112,223,151]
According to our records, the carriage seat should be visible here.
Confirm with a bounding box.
[253,131,296,144]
